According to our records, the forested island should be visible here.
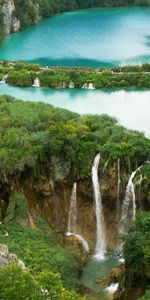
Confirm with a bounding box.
[0,0,150,42]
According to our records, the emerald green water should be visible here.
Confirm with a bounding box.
[81,255,120,299]
[0,7,150,67]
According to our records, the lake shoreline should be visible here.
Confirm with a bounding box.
[1,4,150,43]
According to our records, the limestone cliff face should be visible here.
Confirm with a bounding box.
[2,0,20,35]
[0,244,25,269]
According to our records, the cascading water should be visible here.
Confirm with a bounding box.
[102,158,109,174]
[92,153,106,260]
[68,182,77,234]
[117,158,121,220]
[121,166,143,226]
[138,174,143,196]
[32,77,40,87]
[66,183,89,252]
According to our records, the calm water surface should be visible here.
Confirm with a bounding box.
[0,84,150,137]
[0,7,150,67]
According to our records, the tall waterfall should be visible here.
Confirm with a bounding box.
[92,153,106,260]
[121,166,142,225]
[68,183,77,234]
[66,183,89,252]
[117,158,121,219]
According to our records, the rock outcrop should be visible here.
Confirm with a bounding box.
[0,244,25,269]
[2,0,20,35]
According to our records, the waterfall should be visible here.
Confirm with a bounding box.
[66,232,89,252]
[0,78,5,84]
[117,158,121,219]
[68,183,77,234]
[69,81,75,88]
[105,283,119,294]
[102,158,110,174]
[92,153,106,260]
[121,166,143,225]
[66,183,89,252]
[32,77,40,87]
[138,174,143,195]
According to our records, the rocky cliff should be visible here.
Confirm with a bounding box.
[1,0,20,34]
[0,244,25,269]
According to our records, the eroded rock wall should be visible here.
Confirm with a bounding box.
[2,0,20,34]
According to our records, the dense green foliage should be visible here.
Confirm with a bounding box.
[0,95,150,180]
[0,264,83,299]
[0,192,82,290]
[1,62,150,88]
[0,191,84,296]
[124,212,150,296]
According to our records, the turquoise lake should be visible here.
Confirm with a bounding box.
[0,84,150,137]
[0,7,150,67]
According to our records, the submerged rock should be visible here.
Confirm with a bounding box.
[108,264,124,284]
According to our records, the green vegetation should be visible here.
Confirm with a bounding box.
[0,264,83,299]
[0,192,85,297]
[123,212,150,299]
[1,61,150,88]
[0,96,149,299]
[0,219,81,290]
[0,95,150,180]
[0,191,83,292]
